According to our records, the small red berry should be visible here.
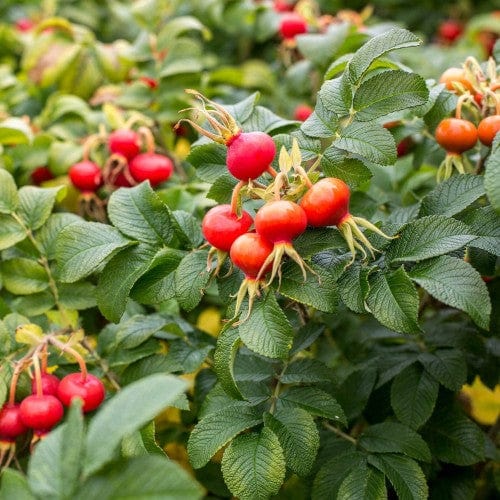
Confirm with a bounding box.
[279,12,308,39]
[31,372,60,397]
[294,104,313,121]
[19,395,64,431]
[129,153,174,186]
[435,118,478,154]
[0,404,27,440]
[226,131,276,181]
[230,233,274,279]
[108,129,141,160]
[15,18,35,32]
[478,115,500,147]
[438,20,463,43]
[31,166,54,186]
[69,161,102,192]
[57,373,105,413]
[202,205,253,252]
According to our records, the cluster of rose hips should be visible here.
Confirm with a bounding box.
[434,56,500,181]
[0,327,105,467]
[181,90,392,320]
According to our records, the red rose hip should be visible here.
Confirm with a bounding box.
[57,373,105,413]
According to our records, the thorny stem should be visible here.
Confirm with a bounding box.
[323,421,357,445]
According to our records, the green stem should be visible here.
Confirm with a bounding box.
[269,362,289,414]
[323,421,357,445]
[10,212,69,325]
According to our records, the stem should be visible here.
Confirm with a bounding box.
[266,166,278,178]
[48,336,87,380]
[324,421,357,445]
[269,362,288,414]
[80,338,121,391]
[32,354,43,397]
[138,126,156,153]
[8,354,34,405]
[230,180,246,215]
[10,212,70,325]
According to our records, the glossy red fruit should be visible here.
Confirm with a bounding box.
[300,177,351,227]
[57,373,105,413]
[0,404,27,440]
[69,161,102,192]
[226,132,276,181]
[397,137,414,157]
[438,20,463,43]
[478,115,500,147]
[19,395,64,431]
[202,205,253,252]
[31,372,60,397]
[230,233,274,279]
[31,166,54,186]
[129,153,174,186]
[279,12,308,39]
[435,118,478,153]
[294,104,313,121]
[255,200,307,243]
[108,129,141,160]
[273,0,295,12]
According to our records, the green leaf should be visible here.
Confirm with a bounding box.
[165,340,213,374]
[96,244,157,322]
[312,451,366,500]
[334,121,396,166]
[0,169,18,213]
[368,453,428,500]
[57,221,134,283]
[0,469,35,500]
[419,348,467,391]
[353,70,428,121]
[206,173,238,204]
[75,455,204,500]
[264,408,319,476]
[318,75,351,116]
[338,262,370,313]
[187,143,227,182]
[366,267,421,334]
[1,258,48,295]
[17,185,65,230]
[221,427,286,500]
[37,213,81,259]
[27,400,85,500]
[293,228,346,258]
[115,314,169,349]
[84,374,187,477]
[0,117,33,145]
[277,386,346,424]
[213,324,243,400]
[238,292,294,359]
[58,282,96,310]
[347,28,421,84]
[460,206,500,256]
[280,358,332,384]
[107,182,174,245]
[409,255,491,330]
[279,261,338,313]
[484,135,500,214]
[174,250,211,312]
[337,463,387,500]
[359,422,431,462]
[187,405,262,469]
[301,96,339,138]
[422,401,485,466]
[335,367,377,421]
[0,214,26,250]
[391,363,439,430]
[320,146,372,187]
[386,215,476,263]
[171,210,204,248]
[419,174,485,218]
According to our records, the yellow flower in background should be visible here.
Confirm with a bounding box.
[196,306,222,337]
[461,376,500,425]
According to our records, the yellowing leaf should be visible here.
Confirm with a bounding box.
[196,306,222,337]
[15,323,44,345]
[461,376,500,425]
